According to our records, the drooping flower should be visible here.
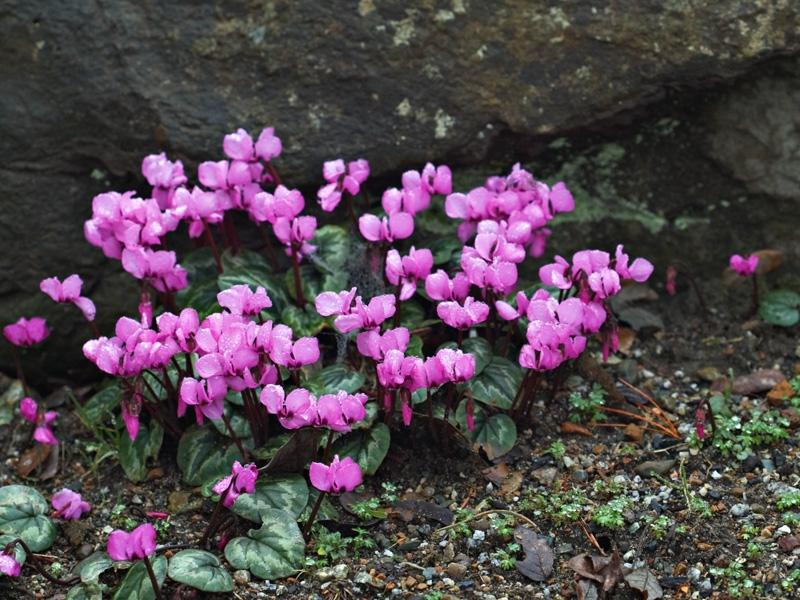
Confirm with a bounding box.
[172,186,229,237]
[121,247,188,292]
[213,461,259,508]
[385,247,433,300]
[273,215,317,257]
[0,550,21,577]
[141,153,187,209]
[3,317,49,347]
[376,349,426,424]
[249,185,304,224]
[315,289,396,334]
[269,335,320,369]
[19,397,58,445]
[255,127,283,162]
[178,377,227,424]
[40,274,96,321]
[51,489,91,521]
[358,212,414,243]
[425,270,471,302]
[121,392,142,441]
[356,327,410,361]
[424,348,476,387]
[107,523,157,561]
[315,391,368,432]
[730,253,759,277]
[309,455,363,494]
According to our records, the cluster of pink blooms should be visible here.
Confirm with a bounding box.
[730,253,759,277]
[358,163,451,243]
[213,461,259,508]
[317,159,370,212]
[260,386,368,432]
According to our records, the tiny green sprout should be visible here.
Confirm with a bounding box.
[424,592,444,600]
[50,562,63,577]
[783,513,800,527]
[568,384,606,423]
[592,496,630,530]
[489,513,515,538]
[491,543,521,570]
[380,481,398,503]
[349,497,386,520]
[777,491,800,511]
[449,508,474,539]
[617,443,638,457]
[745,541,762,559]
[312,525,350,561]
[352,527,376,553]
[781,569,800,592]
[592,478,623,496]
[740,524,759,540]
[648,515,672,539]
[547,440,566,460]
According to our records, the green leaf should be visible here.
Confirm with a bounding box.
[80,384,121,425]
[429,238,462,266]
[454,401,517,460]
[284,264,323,305]
[306,364,365,395]
[406,335,424,358]
[311,225,351,273]
[759,289,800,327]
[231,474,309,522]
[468,356,522,409]
[177,426,243,487]
[112,555,167,600]
[301,490,340,522]
[0,380,25,426]
[0,485,57,551]
[119,421,163,483]
[280,304,327,337]
[399,300,426,329]
[167,549,233,593]
[416,204,458,236]
[75,551,113,583]
[211,403,252,439]
[224,509,305,580]
[218,249,289,313]
[66,582,104,600]
[177,278,221,318]
[332,422,390,475]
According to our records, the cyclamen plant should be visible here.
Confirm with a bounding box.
[1,124,655,595]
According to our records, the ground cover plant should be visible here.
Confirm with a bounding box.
[1,125,798,599]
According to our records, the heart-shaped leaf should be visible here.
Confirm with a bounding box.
[231,474,309,522]
[468,356,522,409]
[66,582,105,600]
[218,249,289,313]
[429,238,462,266]
[261,428,324,474]
[224,509,305,580]
[112,555,167,600]
[167,549,233,593]
[78,384,120,426]
[0,485,57,551]
[119,421,163,483]
[280,304,326,337]
[332,422,390,475]
[74,551,113,583]
[177,426,243,487]
[454,401,517,459]
[177,278,221,318]
[311,225,350,274]
[306,364,365,395]
[760,289,800,327]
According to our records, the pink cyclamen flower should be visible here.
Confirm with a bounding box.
[0,550,21,577]
[178,377,227,424]
[107,523,157,561]
[273,215,317,257]
[424,348,476,387]
[121,393,142,441]
[315,391,369,432]
[309,455,363,494]
[20,397,58,445]
[358,212,414,243]
[40,274,96,321]
[260,385,315,430]
[256,127,282,161]
[217,285,272,316]
[614,245,654,282]
[425,270,471,302]
[730,254,759,277]
[141,153,187,209]
[437,297,490,330]
[356,327,410,361]
[213,461,259,508]
[249,185,304,224]
[315,289,396,334]
[269,335,320,369]
[385,247,433,301]
[51,489,91,521]
[318,158,370,212]
[3,317,49,347]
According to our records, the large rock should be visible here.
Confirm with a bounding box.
[1,0,799,380]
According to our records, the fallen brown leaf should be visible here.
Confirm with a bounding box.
[577,579,599,600]
[16,444,51,478]
[625,567,664,599]
[561,422,593,437]
[754,249,784,274]
[568,552,624,593]
[482,463,510,486]
[514,526,554,582]
[778,535,800,552]
[624,423,644,443]
[617,327,637,355]
[391,500,453,525]
[767,379,795,406]
[732,369,785,396]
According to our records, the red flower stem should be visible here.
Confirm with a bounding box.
[751,276,760,316]
[88,320,101,339]
[222,412,248,460]
[290,246,306,307]
[240,390,261,448]
[258,224,279,265]
[10,346,29,396]
[141,555,163,600]
[3,539,79,586]
[322,429,335,463]
[426,388,435,438]
[345,192,359,230]
[203,222,224,274]
[302,490,327,539]
[266,162,282,186]
[393,285,402,327]
[201,484,231,546]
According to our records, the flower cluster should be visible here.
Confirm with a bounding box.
[260,386,368,432]
[317,159,370,212]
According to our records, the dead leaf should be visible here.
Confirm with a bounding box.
[617,327,636,355]
[391,500,453,525]
[482,463,510,486]
[625,567,664,599]
[624,423,644,443]
[778,536,800,552]
[561,422,593,437]
[576,579,599,600]
[732,369,784,396]
[754,249,784,274]
[262,428,323,474]
[568,552,624,593]
[514,527,554,582]
[500,471,524,496]
[16,444,51,478]
[767,380,795,406]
